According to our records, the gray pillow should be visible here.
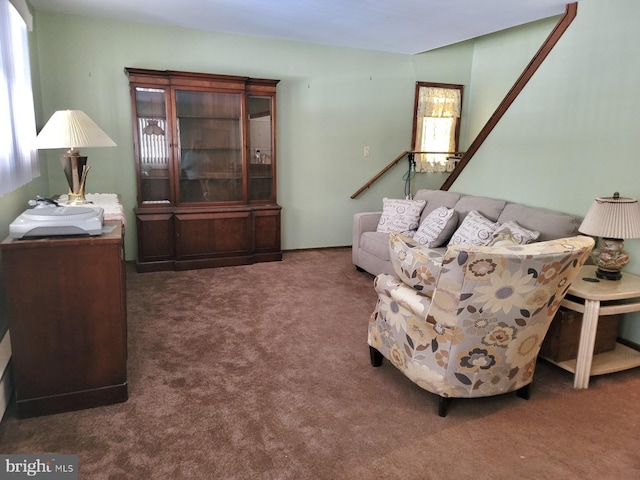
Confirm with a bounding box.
[412,207,458,247]
[448,210,499,246]
[376,197,426,234]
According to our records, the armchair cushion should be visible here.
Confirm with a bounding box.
[389,232,444,296]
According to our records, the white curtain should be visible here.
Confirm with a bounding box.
[414,86,461,172]
[0,0,38,197]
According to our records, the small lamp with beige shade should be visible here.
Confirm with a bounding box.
[35,110,116,204]
[578,192,640,280]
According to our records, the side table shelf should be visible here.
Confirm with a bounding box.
[543,342,640,377]
[541,265,640,388]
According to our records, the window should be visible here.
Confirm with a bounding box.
[0,0,38,196]
[411,82,463,172]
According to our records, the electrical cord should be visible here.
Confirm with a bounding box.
[403,154,416,198]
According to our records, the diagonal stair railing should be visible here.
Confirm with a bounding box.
[350,3,578,199]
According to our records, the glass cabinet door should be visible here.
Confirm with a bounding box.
[134,87,171,204]
[176,90,243,204]
[248,95,274,202]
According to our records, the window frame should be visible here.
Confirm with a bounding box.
[410,81,464,171]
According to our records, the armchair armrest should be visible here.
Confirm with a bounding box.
[373,274,433,320]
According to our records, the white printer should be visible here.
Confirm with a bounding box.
[9,205,104,239]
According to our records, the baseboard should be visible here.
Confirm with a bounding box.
[282,245,351,253]
[0,331,13,420]
[618,336,640,351]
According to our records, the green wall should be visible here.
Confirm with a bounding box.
[451,0,640,342]
[3,0,639,343]
[30,12,426,257]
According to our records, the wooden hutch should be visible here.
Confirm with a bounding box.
[125,68,281,272]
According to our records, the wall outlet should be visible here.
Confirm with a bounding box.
[363,146,370,157]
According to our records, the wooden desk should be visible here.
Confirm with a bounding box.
[0,221,127,417]
[544,265,640,388]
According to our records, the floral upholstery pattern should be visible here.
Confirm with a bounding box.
[389,232,444,296]
[368,235,594,402]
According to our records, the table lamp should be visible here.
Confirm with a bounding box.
[36,110,117,204]
[578,192,640,280]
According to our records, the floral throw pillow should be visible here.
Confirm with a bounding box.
[389,232,444,296]
[412,206,458,247]
[491,220,540,245]
[448,210,499,246]
[376,198,426,234]
[484,230,519,247]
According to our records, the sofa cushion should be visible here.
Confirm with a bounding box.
[448,210,499,246]
[361,231,392,261]
[413,207,458,247]
[389,232,444,296]
[497,203,582,241]
[376,197,426,234]
[491,220,540,245]
[414,190,462,222]
[453,195,506,222]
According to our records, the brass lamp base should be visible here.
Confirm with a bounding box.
[60,152,90,203]
[591,238,628,281]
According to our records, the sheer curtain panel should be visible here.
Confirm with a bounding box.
[0,0,38,196]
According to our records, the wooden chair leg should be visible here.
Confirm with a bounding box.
[438,396,450,417]
[517,384,531,400]
[369,346,383,367]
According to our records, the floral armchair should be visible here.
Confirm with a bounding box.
[368,232,594,416]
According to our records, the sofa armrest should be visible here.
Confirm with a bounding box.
[354,211,382,234]
[352,211,382,264]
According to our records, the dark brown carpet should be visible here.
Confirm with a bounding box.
[1,248,639,479]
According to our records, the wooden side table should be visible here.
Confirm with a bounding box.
[0,221,127,417]
[542,265,640,388]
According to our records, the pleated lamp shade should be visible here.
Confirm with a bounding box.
[579,193,640,239]
[36,110,116,151]
[36,110,116,203]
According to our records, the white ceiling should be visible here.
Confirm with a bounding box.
[28,0,574,55]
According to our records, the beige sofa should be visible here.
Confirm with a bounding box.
[352,189,583,276]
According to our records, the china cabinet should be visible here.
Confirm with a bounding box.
[125,68,281,272]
